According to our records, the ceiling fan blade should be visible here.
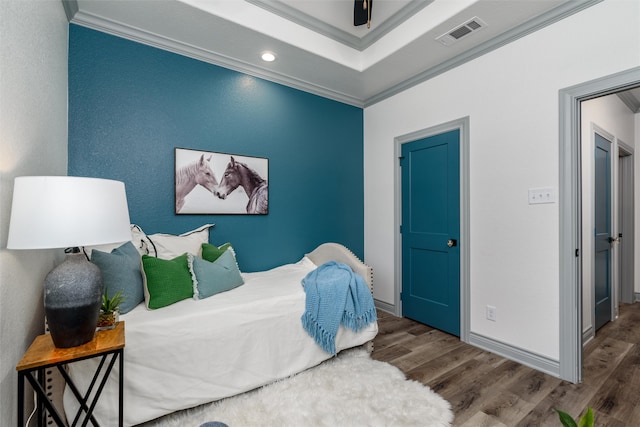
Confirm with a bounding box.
[354,0,372,27]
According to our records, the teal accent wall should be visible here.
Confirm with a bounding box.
[68,25,364,271]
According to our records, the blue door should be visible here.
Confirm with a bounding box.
[401,129,460,336]
[594,133,612,331]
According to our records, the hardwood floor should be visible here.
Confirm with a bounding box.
[371,303,640,426]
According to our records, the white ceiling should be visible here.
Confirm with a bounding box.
[64,0,605,107]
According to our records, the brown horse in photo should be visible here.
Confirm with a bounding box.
[175,154,218,213]
[215,156,268,214]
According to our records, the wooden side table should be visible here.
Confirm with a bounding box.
[16,322,125,427]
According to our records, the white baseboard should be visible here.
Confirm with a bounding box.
[374,299,398,316]
[468,332,560,378]
[374,303,561,378]
[582,326,594,346]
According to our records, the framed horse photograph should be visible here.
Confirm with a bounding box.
[174,148,268,215]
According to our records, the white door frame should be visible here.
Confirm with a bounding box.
[617,141,634,304]
[559,66,640,383]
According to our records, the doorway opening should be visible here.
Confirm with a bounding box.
[581,121,635,346]
[559,66,640,383]
[617,144,634,306]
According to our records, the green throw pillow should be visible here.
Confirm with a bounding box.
[142,253,193,309]
[91,241,144,314]
[201,242,232,263]
[190,250,244,299]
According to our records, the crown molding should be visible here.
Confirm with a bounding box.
[62,0,78,22]
[63,0,602,108]
[617,91,640,113]
[363,0,603,106]
[67,7,365,107]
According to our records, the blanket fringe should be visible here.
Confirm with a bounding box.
[342,307,377,333]
[303,308,377,355]
[301,312,337,355]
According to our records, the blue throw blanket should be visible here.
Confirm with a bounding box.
[301,261,377,355]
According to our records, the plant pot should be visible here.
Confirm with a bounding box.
[96,310,119,331]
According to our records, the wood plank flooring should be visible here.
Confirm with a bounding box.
[371,303,640,426]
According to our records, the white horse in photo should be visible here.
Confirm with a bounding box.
[175,154,218,213]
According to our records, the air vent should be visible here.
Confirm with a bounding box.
[436,17,487,46]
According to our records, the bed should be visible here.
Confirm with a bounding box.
[60,237,378,426]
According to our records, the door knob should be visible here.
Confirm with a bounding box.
[447,239,457,248]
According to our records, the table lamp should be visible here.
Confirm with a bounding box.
[7,176,131,348]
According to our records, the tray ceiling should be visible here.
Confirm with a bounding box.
[64,0,602,107]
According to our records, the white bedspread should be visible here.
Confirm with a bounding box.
[63,256,378,426]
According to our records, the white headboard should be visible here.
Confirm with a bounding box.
[305,242,373,292]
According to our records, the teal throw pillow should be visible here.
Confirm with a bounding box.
[142,253,193,309]
[190,250,244,299]
[91,241,144,314]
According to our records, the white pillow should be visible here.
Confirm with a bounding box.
[147,224,214,260]
[130,224,155,256]
[83,224,150,258]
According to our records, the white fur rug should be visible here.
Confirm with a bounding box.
[143,348,453,427]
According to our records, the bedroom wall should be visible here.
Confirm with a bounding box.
[580,94,637,335]
[0,1,69,425]
[637,112,640,298]
[364,0,640,361]
[67,25,364,272]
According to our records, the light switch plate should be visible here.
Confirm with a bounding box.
[528,187,556,204]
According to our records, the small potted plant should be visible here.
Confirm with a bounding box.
[97,289,124,330]
[555,407,594,427]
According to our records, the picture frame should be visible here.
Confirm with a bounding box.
[175,148,268,215]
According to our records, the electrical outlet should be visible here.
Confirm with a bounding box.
[486,305,497,322]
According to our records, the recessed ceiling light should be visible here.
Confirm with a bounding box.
[261,52,276,62]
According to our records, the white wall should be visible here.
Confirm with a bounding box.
[364,0,640,361]
[580,94,637,334]
[0,1,68,425]
[637,112,640,297]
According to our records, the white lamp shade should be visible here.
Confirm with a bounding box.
[7,176,132,250]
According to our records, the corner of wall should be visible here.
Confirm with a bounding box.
[0,1,69,424]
